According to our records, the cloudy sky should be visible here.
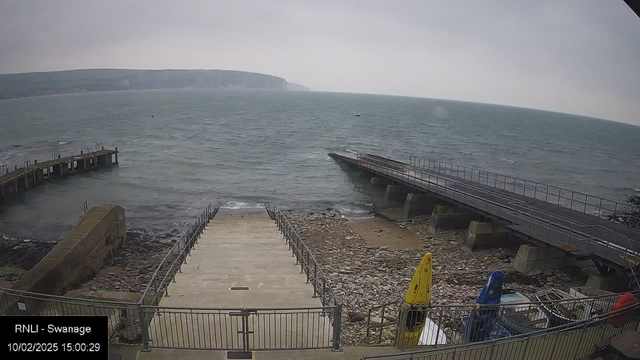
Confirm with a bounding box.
[1,1,639,124]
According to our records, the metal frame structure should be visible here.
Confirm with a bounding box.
[367,290,640,348]
[363,302,640,360]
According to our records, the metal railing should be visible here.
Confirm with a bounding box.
[268,204,342,350]
[409,156,632,219]
[141,203,219,306]
[269,204,340,308]
[364,301,640,360]
[351,154,640,274]
[0,287,143,345]
[367,290,640,348]
[141,305,338,351]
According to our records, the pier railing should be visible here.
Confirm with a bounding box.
[353,154,640,275]
[367,290,640,349]
[364,301,640,360]
[141,203,219,306]
[408,156,632,219]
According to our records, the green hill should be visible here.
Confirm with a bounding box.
[0,69,309,100]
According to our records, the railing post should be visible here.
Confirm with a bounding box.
[139,305,151,351]
[520,337,531,360]
[572,319,590,359]
[306,251,310,283]
[312,264,318,297]
[397,306,407,351]
[322,278,327,306]
[598,198,603,217]
[332,304,342,351]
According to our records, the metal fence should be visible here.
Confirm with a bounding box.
[367,290,640,349]
[269,204,340,308]
[0,287,144,345]
[364,301,640,360]
[408,156,632,219]
[353,153,640,276]
[0,203,342,352]
[141,305,338,351]
[141,203,219,306]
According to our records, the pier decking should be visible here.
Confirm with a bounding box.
[0,147,118,204]
[329,152,640,277]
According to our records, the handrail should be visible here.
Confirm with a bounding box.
[365,289,640,346]
[408,156,631,218]
[270,204,340,308]
[364,301,640,359]
[141,203,220,305]
[269,204,342,350]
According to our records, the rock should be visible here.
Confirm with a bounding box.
[527,269,542,276]
[547,276,557,283]
[384,314,398,322]
[348,312,365,322]
[370,316,383,325]
[382,329,394,340]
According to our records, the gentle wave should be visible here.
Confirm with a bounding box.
[221,201,266,209]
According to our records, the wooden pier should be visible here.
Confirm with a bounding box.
[0,147,118,204]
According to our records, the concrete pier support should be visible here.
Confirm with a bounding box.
[53,163,68,177]
[512,245,565,273]
[384,185,410,202]
[97,154,112,167]
[370,176,392,186]
[403,193,440,219]
[76,159,88,172]
[429,205,473,233]
[35,169,45,184]
[585,274,628,293]
[463,221,511,252]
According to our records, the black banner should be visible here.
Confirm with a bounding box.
[1,316,108,359]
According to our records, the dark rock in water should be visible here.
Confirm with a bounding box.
[326,207,333,211]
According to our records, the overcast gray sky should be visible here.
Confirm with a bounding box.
[1,1,639,124]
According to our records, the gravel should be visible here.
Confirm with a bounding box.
[287,211,596,345]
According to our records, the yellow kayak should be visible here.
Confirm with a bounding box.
[402,252,432,346]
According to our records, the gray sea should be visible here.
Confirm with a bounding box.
[1,89,639,240]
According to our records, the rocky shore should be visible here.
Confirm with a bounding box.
[0,228,177,296]
[77,228,177,295]
[287,210,597,346]
[0,238,56,287]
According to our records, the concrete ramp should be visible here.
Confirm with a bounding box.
[147,210,333,350]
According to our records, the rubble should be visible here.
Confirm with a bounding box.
[77,228,175,295]
[287,211,596,345]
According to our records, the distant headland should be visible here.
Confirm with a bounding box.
[0,69,310,100]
